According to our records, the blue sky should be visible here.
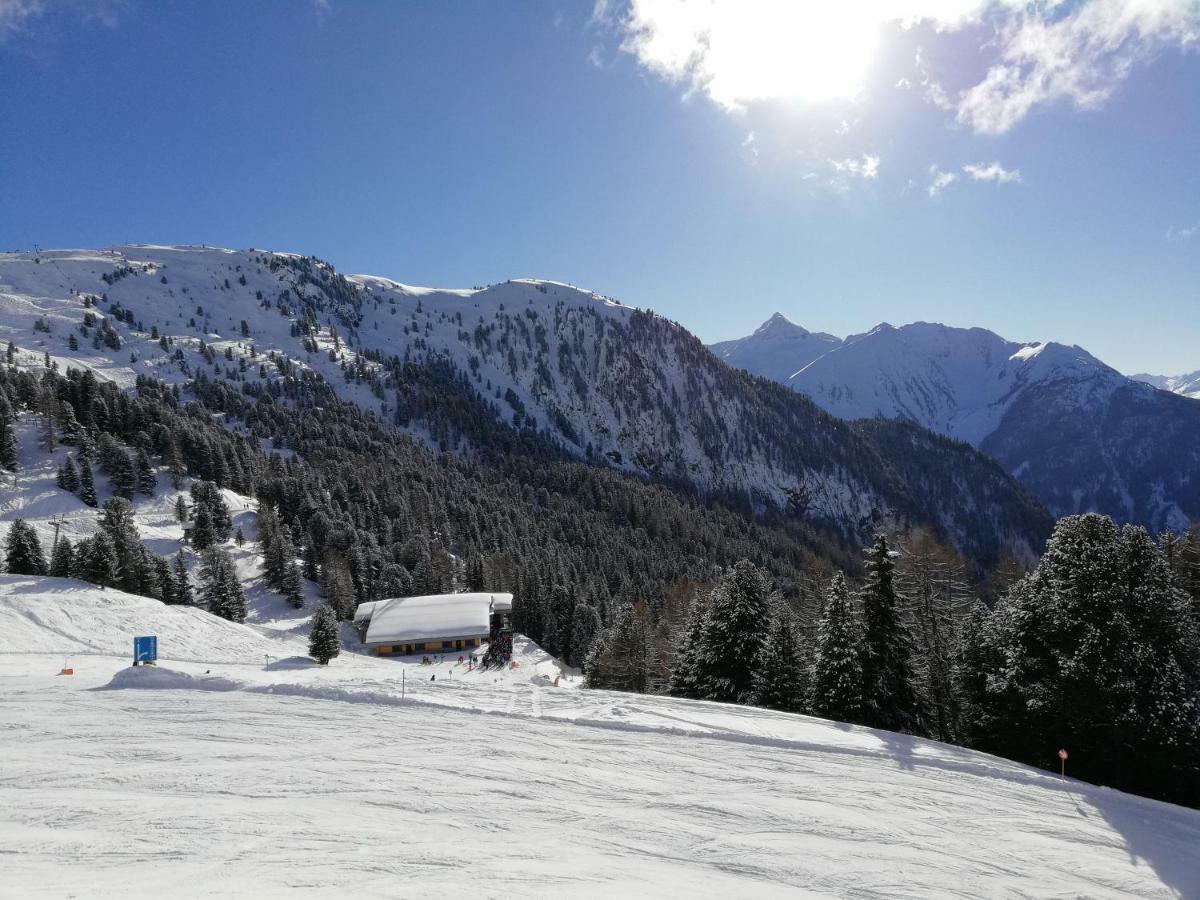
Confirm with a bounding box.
[1,1,1197,374]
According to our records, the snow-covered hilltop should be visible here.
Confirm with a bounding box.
[0,244,1050,562]
[712,316,1200,530]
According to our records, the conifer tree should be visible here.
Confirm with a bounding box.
[4,519,47,575]
[0,393,18,471]
[961,515,1200,806]
[691,560,773,704]
[49,536,73,578]
[135,449,157,495]
[83,532,119,588]
[280,555,305,609]
[78,457,98,507]
[199,548,245,622]
[172,551,194,606]
[584,600,654,693]
[190,504,216,550]
[569,601,602,669]
[308,604,341,665]
[57,457,80,492]
[154,555,175,604]
[859,534,922,734]
[667,593,709,699]
[753,606,808,712]
[810,572,864,723]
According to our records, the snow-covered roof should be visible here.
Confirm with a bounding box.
[363,593,513,645]
[352,600,382,624]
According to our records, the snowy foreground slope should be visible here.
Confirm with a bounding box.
[2,584,1199,898]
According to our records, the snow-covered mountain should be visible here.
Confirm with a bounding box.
[0,245,1050,561]
[712,317,1200,530]
[1131,369,1200,400]
[708,312,840,384]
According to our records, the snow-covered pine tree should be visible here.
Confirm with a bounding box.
[3,519,47,575]
[810,572,864,723]
[280,555,305,609]
[667,593,710,699]
[190,504,216,550]
[172,550,194,606]
[753,605,808,712]
[0,393,18,471]
[692,560,774,705]
[153,555,175,604]
[57,456,80,492]
[49,536,73,578]
[77,457,98,507]
[82,532,119,588]
[199,548,246,622]
[134,449,157,496]
[859,534,922,735]
[308,604,341,665]
[569,601,602,670]
[963,514,1200,806]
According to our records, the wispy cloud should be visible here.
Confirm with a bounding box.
[956,1,1200,135]
[0,0,124,43]
[962,162,1022,184]
[928,165,958,198]
[0,0,46,40]
[1167,221,1200,242]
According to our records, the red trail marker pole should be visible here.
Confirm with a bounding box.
[1058,748,1068,779]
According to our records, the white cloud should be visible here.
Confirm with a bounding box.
[1167,221,1200,242]
[962,161,1022,183]
[608,1,1200,133]
[928,165,959,197]
[956,1,1200,134]
[0,0,46,40]
[832,154,881,180]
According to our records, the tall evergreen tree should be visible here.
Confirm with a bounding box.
[667,593,710,699]
[4,519,47,575]
[77,457,98,507]
[691,560,773,704]
[0,393,18,471]
[49,536,73,578]
[753,606,808,712]
[961,515,1200,806]
[308,604,341,665]
[135,448,157,495]
[199,548,246,622]
[810,572,864,724]
[172,551,195,606]
[859,534,922,734]
[585,600,654,693]
[57,457,80,492]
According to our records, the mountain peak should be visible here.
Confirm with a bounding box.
[753,312,807,337]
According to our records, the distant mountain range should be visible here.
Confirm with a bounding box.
[1130,370,1200,400]
[0,245,1050,564]
[711,315,1200,531]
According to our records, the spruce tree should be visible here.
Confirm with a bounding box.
[753,606,808,712]
[810,572,864,723]
[667,593,709,699]
[0,393,18,471]
[84,532,119,587]
[280,556,305,609]
[190,504,216,550]
[568,601,602,669]
[4,519,47,575]
[691,560,773,704]
[62,456,80,493]
[963,515,1200,806]
[172,551,195,606]
[308,604,341,665]
[135,449,157,495]
[859,534,922,734]
[199,548,246,622]
[78,457,97,507]
[49,536,73,578]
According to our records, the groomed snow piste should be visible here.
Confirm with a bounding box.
[1,581,1198,898]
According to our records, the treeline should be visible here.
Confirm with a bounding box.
[588,519,1200,808]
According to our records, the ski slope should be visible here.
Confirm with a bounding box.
[1,583,1198,897]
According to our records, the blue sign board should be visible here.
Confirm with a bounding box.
[134,635,157,664]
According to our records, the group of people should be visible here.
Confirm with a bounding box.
[479,629,513,670]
